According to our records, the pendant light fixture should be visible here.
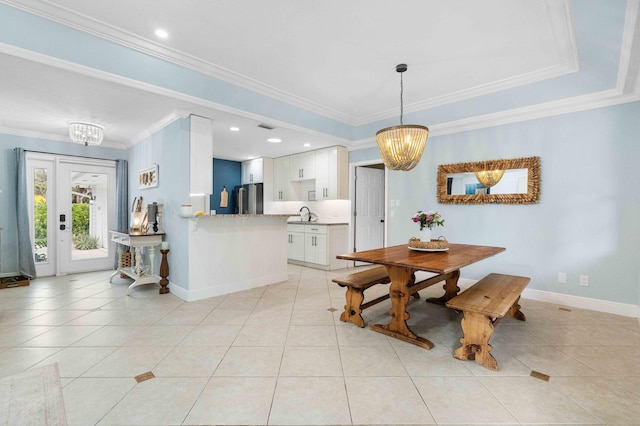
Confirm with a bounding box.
[376,64,429,171]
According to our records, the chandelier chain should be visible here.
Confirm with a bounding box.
[400,71,404,125]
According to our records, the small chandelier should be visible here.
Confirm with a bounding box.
[68,122,104,146]
[376,64,429,171]
[475,169,505,188]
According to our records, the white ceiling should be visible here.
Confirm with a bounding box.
[0,0,632,161]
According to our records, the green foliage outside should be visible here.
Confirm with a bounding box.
[34,199,47,248]
[72,203,90,236]
[73,232,100,250]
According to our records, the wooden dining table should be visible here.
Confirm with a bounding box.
[336,243,505,349]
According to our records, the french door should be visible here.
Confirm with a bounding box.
[27,153,116,276]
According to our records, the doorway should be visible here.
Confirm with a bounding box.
[351,163,386,264]
[26,153,116,276]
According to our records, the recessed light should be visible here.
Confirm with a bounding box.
[267,138,282,143]
[229,127,240,132]
[304,143,311,147]
[155,28,169,39]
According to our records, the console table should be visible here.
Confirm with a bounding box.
[109,230,165,295]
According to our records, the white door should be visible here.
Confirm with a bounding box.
[27,157,56,277]
[27,153,116,276]
[354,166,385,255]
[57,159,116,274]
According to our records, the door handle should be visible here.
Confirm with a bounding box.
[380,219,385,223]
[59,224,66,230]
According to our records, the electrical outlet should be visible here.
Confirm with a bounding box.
[579,275,589,286]
[557,272,567,283]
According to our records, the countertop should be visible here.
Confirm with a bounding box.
[286,221,349,226]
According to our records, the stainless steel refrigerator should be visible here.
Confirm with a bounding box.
[235,183,263,214]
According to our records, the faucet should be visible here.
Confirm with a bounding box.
[299,206,311,221]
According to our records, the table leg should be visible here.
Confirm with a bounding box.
[109,244,124,283]
[369,265,434,350]
[452,311,498,371]
[134,246,143,275]
[426,269,461,305]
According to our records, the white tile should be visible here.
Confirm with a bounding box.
[98,377,207,425]
[285,325,337,346]
[32,346,117,377]
[232,325,288,346]
[63,378,135,426]
[480,376,600,424]
[20,325,102,347]
[0,347,61,378]
[124,325,194,347]
[269,377,351,425]
[213,346,283,377]
[179,325,241,347]
[153,346,228,377]
[82,346,172,377]
[413,376,517,424]
[184,377,276,425]
[340,346,407,376]
[280,346,343,376]
[71,325,147,346]
[345,376,435,425]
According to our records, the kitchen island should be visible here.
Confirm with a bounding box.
[174,214,293,301]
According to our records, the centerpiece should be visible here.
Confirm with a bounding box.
[411,210,444,242]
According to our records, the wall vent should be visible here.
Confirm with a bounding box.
[257,123,275,130]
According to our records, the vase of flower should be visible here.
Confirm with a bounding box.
[412,210,445,241]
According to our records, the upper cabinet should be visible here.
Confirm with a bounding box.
[242,158,264,184]
[189,115,213,195]
[315,146,348,200]
[273,156,293,201]
[289,151,316,181]
[274,146,348,201]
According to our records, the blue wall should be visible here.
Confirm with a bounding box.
[126,118,190,290]
[351,101,640,306]
[211,158,241,215]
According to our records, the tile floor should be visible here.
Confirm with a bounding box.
[1,265,639,425]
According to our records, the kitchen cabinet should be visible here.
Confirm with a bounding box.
[315,146,348,200]
[287,224,305,261]
[289,151,316,181]
[274,156,293,201]
[286,223,348,270]
[242,158,263,184]
[304,226,328,265]
[189,115,213,195]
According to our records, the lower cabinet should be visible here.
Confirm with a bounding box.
[287,223,347,270]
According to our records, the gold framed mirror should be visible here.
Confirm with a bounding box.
[437,156,540,204]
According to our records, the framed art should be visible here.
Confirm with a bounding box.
[139,164,158,189]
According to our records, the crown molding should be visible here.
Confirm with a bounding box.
[1,0,580,126]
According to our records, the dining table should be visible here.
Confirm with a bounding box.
[336,243,505,349]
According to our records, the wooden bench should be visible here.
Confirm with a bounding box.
[333,266,446,328]
[446,273,530,371]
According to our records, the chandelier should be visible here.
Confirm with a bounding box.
[475,169,505,188]
[68,122,104,146]
[376,64,429,171]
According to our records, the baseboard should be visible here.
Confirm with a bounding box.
[168,272,289,302]
[457,278,639,319]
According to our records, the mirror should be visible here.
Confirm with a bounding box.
[437,156,540,204]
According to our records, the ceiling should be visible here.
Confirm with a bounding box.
[0,0,637,161]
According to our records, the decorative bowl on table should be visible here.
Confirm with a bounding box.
[408,237,448,250]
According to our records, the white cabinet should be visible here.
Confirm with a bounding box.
[304,225,328,265]
[287,224,305,261]
[315,146,348,200]
[189,115,213,194]
[242,158,263,184]
[274,156,293,201]
[286,223,347,270]
[289,151,316,181]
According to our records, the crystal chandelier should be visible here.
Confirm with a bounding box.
[68,122,104,146]
[376,64,429,171]
[475,169,505,188]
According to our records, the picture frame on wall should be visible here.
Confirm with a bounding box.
[139,164,158,189]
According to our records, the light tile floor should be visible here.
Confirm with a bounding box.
[1,265,639,425]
